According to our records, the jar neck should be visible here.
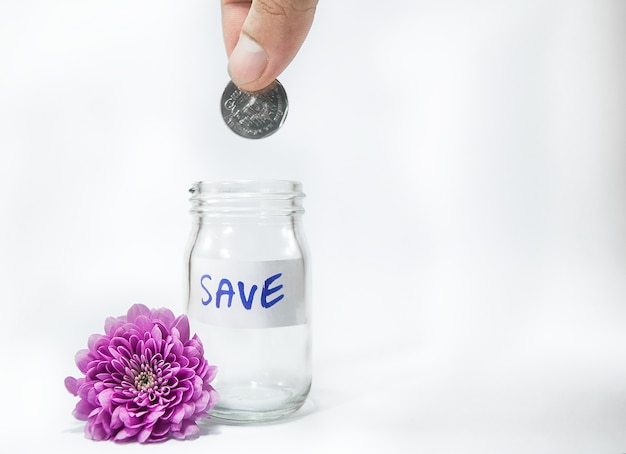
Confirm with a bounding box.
[189,180,305,218]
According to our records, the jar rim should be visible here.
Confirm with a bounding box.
[189,180,304,197]
[188,180,305,216]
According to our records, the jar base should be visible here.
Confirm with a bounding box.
[209,383,308,423]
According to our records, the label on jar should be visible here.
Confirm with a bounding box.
[187,259,307,328]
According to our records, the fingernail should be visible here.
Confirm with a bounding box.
[228,34,268,86]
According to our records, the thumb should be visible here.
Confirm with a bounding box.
[224,0,318,92]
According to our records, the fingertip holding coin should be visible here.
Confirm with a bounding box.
[221,80,289,139]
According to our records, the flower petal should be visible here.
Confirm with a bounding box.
[138,426,153,443]
[209,388,219,409]
[150,324,163,349]
[191,376,203,399]
[87,333,105,351]
[171,406,185,425]
[75,349,91,373]
[73,399,94,421]
[64,376,79,395]
[151,307,175,328]
[87,421,110,441]
[127,304,151,323]
[113,426,140,442]
[118,407,144,429]
[172,420,199,440]
[171,315,190,342]
[97,388,114,410]
[176,367,196,381]
[183,402,195,419]
[145,410,165,425]
[110,406,123,430]
[104,316,124,336]
[205,365,218,382]
[194,390,210,413]
[134,315,154,334]
[151,419,170,438]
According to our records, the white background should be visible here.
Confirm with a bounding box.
[1,1,625,453]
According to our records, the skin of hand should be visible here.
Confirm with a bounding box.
[221,0,318,93]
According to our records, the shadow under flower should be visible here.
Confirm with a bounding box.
[196,418,224,436]
[63,422,87,435]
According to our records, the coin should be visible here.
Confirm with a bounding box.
[221,79,289,139]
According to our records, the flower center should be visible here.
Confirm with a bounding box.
[134,370,155,391]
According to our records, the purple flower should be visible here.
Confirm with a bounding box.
[65,304,218,443]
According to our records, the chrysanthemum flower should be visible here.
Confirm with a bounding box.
[65,304,218,443]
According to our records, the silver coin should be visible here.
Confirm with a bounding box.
[221,80,289,139]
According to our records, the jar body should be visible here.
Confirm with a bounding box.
[184,181,311,423]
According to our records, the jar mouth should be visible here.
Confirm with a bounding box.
[189,180,303,197]
[189,180,305,216]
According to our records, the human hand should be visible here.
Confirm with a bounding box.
[221,0,318,93]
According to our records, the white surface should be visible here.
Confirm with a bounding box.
[1,1,625,453]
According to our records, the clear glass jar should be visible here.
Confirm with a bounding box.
[184,180,311,423]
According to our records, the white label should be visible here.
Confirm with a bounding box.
[188,259,306,328]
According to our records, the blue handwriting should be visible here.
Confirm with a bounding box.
[200,273,284,310]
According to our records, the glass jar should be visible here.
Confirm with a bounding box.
[184,180,311,423]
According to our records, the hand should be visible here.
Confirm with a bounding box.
[221,0,318,92]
